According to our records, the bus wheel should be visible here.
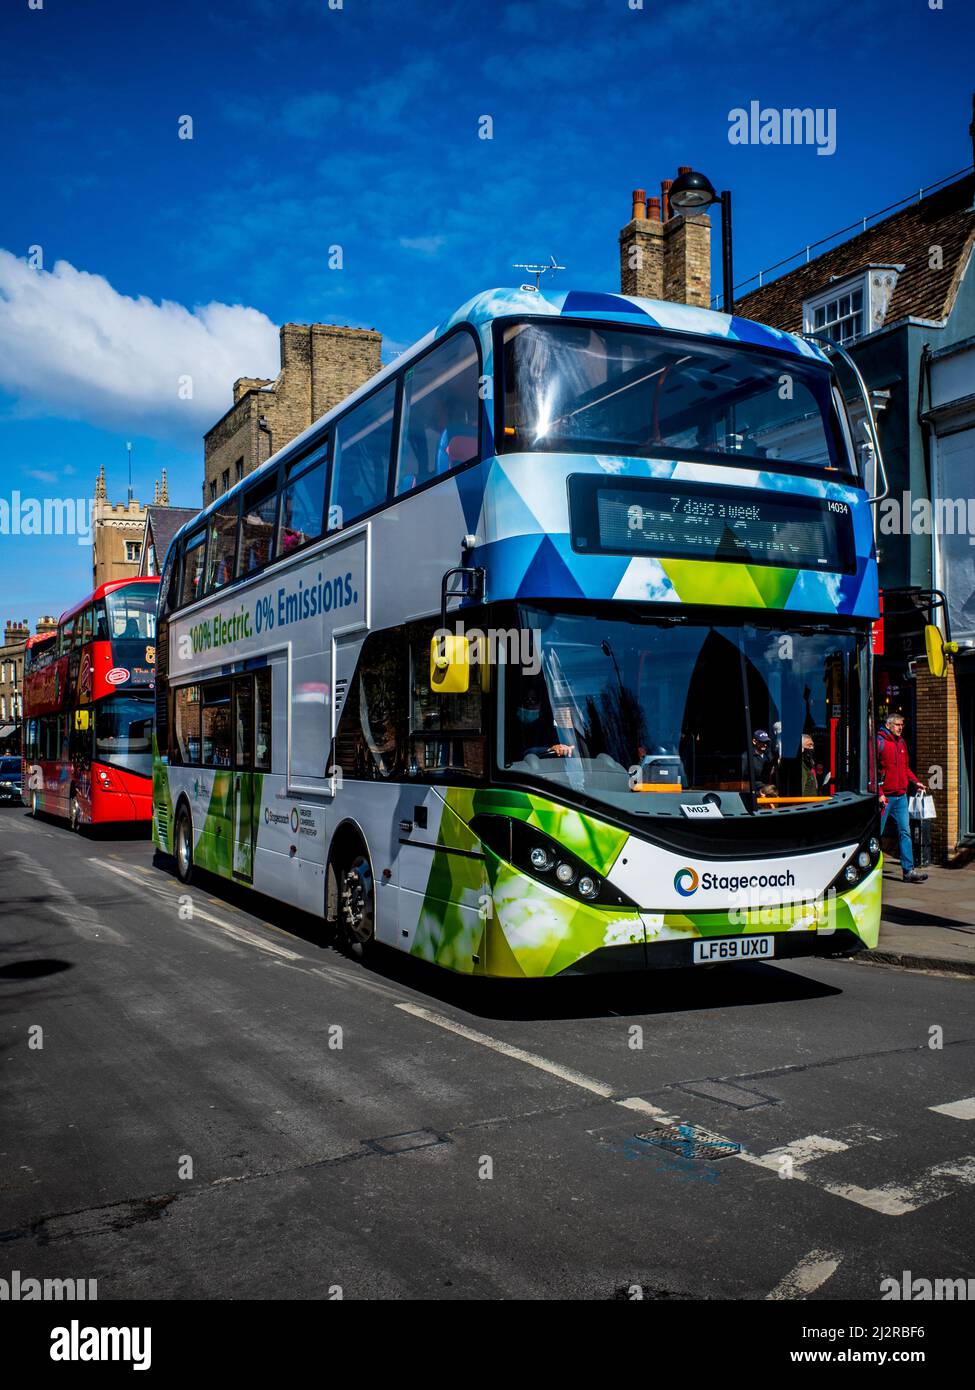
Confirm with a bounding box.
[69,789,83,833]
[174,805,194,884]
[339,852,375,956]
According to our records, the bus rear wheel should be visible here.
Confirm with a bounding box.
[174,805,194,885]
[338,851,375,956]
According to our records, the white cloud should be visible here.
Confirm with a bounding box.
[0,250,280,441]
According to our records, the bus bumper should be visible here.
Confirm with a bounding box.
[556,928,867,975]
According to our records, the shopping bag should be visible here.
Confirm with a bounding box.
[909,792,936,820]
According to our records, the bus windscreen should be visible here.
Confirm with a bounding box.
[502,320,851,475]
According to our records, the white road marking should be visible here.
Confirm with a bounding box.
[397,1006,975,1220]
[824,1158,975,1217]
[930,1097,975,1121]
[8,850,125,944]
[91,858,302,961]
[397,1004,679,1120]
[766,1249,843,1300]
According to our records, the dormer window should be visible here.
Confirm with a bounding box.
[803,266,901,346]
[805,276,866,344]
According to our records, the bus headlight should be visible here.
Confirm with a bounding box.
[869,837,881,855]
[469,814,636,910]
[857,850,871,870]
[844,864,859,884]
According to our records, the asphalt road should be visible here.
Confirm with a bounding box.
[1,805,973,1301]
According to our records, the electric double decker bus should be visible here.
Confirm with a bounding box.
[152,287,884,977]
[23,577,159,828]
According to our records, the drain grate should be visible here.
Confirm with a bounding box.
[634,1124,741,1161]
[363,1128,447,1156]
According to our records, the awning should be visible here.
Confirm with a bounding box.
[0,725,16,739]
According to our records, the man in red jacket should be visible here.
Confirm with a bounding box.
[877,713,928,883]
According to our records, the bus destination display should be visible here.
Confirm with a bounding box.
[569,475,856,574]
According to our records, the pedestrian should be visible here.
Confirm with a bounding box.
[877,713,928,883]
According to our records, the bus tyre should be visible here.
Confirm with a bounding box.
[174,805,194,885]
[338,851,375,957]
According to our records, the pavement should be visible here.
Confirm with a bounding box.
[871,855,975,978]
[2,804,974,1302]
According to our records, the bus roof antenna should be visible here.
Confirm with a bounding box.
[512,254,565,292]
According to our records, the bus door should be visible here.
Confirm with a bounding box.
[232,676,256,882]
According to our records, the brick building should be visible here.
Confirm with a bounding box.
[0,616,58,751]
[203,321,383,504]
[618,169,711,305]
[731,106,975,862]
[92,465,148,588]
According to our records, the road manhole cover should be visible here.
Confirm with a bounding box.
[634,1124,741,1160]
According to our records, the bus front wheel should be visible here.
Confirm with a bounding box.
[174,805,194,885]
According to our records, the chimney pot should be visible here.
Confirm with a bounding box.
[661,178,673,222]
[677,165,692,174]
[647,196,662,223]
[631,188,647,220]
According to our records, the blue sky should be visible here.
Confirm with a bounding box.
[1,0,973,627]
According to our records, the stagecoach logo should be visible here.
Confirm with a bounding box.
[105,667,130,686]
[264,807,289,826]
[290,807,300,834]
[674,867,700,897]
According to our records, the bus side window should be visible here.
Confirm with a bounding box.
[329,382,396,531]
[173,684,201,766]
[278,445,327,556]
[233,676,254,767]
[80,606,93,645]
[181,529,208,606]
[239,476,279,576]
[201,682,232,768]
[408,622,484,779]
[206,500,240,594]
[254,668,272,770]
[395,332,480,495]
[332,629,406,780]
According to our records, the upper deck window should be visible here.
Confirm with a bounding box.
[329,382,396,531]
[105,586,157,640]
[278,445,327,556]
[395,332,480,495]
[206,500,239,594]
[180,530,207,607]
[501,321,851,477]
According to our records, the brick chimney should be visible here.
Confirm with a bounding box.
[619,174,711,307]
[4,620,29,644]
[35,616,58,635]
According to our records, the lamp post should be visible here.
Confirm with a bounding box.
[667,169,734,316]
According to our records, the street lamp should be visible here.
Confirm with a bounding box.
[668,169,734,316]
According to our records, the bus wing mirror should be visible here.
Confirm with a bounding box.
[430,634,470,694]
[74,709,91,731]
[803,331,888,504]
[924,623,958,678]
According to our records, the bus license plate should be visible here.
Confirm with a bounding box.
[693,936,775,964]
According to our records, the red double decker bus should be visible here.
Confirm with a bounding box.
[22,577,159,828]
